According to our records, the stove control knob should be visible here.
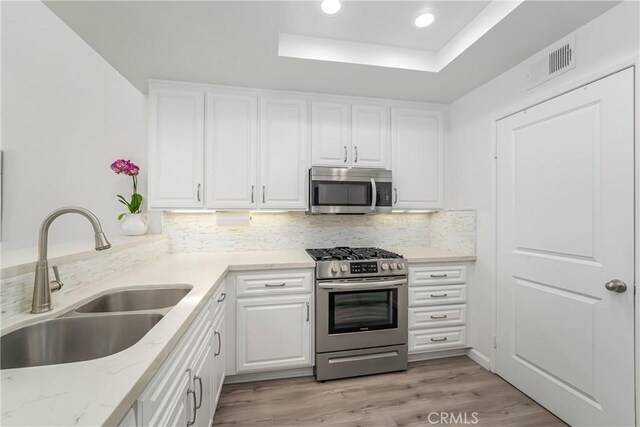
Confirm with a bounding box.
[331,265,339,274]
[341,264,348,272]
[381,263,389,271]
[397,262,404,270]
[390,263,396,270]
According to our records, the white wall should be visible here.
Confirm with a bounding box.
[1,1,147,250]
[446,0,640,362]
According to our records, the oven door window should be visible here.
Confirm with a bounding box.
[329,289,398,334]
[313,181,371,206]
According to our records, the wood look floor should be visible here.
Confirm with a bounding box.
[214,356,566,426]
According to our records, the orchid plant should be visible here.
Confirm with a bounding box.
[110,159,143,220]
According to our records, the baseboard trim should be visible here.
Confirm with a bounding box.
[466,348,491,370]
[225,367,314,384]
[408,348,469,363]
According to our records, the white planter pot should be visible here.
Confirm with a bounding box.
[120,213,149,236]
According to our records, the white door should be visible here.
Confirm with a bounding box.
[311,101,351,167]
[496,68,635,427]
[192,329,214,427]
[259,96,309,210]
[391,108,443,209]
[236,294,312,373]
[206,93,258,209]
[212,310,226,407]
[148,86,204,208]
[352,104,390,169]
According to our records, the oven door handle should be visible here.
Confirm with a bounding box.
[318,279,406,290]
[370,178,377,211]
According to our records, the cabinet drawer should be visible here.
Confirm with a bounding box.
[212,282,227,318]
[409,285,466,306]
[409,265,467,286]
[409,327,467,353]
[236,270,313,297]
[409,305,466,329]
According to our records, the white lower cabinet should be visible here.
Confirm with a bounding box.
[212,308,226,410]
[408,264,469,355]
[137,296,222,427]
[237,294,312,373]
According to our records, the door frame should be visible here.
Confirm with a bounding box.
[490,56,639,423]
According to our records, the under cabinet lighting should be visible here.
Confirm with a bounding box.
[321,0,341,16]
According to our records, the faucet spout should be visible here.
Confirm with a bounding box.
[32,207,112,314]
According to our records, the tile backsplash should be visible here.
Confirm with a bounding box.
[1,237,169,321]
[163,210,476,254]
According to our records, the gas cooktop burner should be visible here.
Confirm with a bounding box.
[306,247,403,262]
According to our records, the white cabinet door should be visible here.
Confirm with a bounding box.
[237,294,312,373]
[311,101,350,167]
[391,108,443,209]
[259,97,309,209]
[352,105,390,169]
[206,93,258,209]
[148,86,204,208]
[192,329,214,427]
[212,309,226,408]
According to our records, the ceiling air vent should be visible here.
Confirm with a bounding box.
[527,35,576,89]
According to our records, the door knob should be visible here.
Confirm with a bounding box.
[605,279,627,293]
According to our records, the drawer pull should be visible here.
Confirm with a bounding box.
[430,293,448,298]
[430,274,448,278]
[265,283,286,287]
[217,292,227,302]
[430,337,448,342]
[430,314,448,319]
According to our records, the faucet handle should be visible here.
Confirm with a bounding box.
[50,266,64,292]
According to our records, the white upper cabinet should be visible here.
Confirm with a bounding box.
[148,86,204,208]
[311,101,351,167]
[205,93,258,209]
[391,108,443,209]
[351,104,390,169]
[259,97,309,210]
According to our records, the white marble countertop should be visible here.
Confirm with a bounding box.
[0,247,474,427]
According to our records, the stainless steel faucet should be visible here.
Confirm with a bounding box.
[31,207,111,314]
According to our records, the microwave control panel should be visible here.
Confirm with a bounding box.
[376,183,393,206]
[350,261,378,274]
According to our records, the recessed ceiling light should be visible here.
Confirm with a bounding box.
[414,12,435,28]
[321,0,341,16]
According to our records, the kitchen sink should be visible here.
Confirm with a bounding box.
[75,286,192,313]
[0,313,163,369]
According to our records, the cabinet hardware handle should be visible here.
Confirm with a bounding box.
[217,292,227,302]
[197,184,201,202]
[262,185,266,203]
[194,375,203,409]
[354,146,358,163]
[430,337,448,342]
[430,274,448,278]
[306,302,310,322]
[393,188,398,204]
[344,146,348,163]
[265,282,286,287]
[430,314,448,319]
[251,185,254,203]
[214,331,221,356]
[187,389,197,426]
[430,293,448,298]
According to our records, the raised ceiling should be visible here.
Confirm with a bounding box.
[280,1,491,52]
[45,1,620,103]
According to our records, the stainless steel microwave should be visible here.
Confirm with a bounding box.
[309,167,393,214]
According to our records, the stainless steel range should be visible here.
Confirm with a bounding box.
[306,247,408,381]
